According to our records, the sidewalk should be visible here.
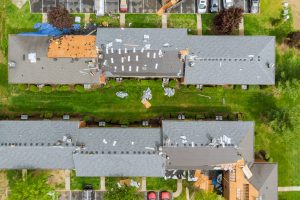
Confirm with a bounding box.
[278,186,300,192]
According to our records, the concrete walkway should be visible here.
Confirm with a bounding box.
[120,13,126,28]
[140,177,146,191]
[197,14,202,35]
[239,17,244,35]
[11,0,27,9]
[42,13,48,23]
[84,13,90,26]
[100,177,106,191]
[172,179,183,198]
[162,14,168,28]
[65,170,70,191]
[185,187,190,200]
[278,186,300,192]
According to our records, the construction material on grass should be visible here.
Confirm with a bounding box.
[142,87,152,101]
[142,99,151,109]
[116,91,128,98]
[164,87,175,97]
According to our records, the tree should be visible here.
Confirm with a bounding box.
[213,7,244,35]
[8,173,55,200]
[286,31,300,49]
[48,7,74,29]
[104,185,143,200]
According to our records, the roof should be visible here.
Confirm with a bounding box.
[48,35,97,58]
[249,163,278,200]
[183,36,275,85]
[162,120,254,169]
[0,120,255,176]
[74,154,166,177]
[96,28,185,78]
[8,35,100,84]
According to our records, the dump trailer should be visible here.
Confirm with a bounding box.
[156,0,183,15]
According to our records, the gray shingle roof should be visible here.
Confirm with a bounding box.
[249,163,278,200]
[162,120,254,169]
[8,35,100,84]
[0,120,255,177]
[74,154,166,177]
[183,36,275,85]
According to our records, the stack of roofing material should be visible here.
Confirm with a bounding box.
[142,87,152,101]
[164,87,175,97]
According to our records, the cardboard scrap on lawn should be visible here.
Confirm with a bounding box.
[142,99,151,109]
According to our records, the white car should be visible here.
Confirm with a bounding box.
[198,0,207,13]
[223,0,233,9]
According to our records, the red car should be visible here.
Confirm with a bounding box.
[147,191,156,200]
[160,191,171,200]
[120,0,128,12]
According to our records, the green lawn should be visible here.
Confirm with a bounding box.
[90,14,120,27]
[70,171,99,190]
[279,192,300,200]
[146,178,177,192]
[244,0,293,42]
[125,14,162,28]
[167,14,197,35]
[201,14,215,35]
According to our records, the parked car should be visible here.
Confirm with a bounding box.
[210,0,219,12]
[147,191,157,200]
[250,0,259,13]
[120,0,128,12]
[160,191,171,200]
[198,0,207,13]
[223,0,233,9]
[82,185,94,200]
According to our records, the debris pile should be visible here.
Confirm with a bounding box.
[164,87,175,97]
[209,135,232,148]
[142,87,152,101]
[116,91,128,99]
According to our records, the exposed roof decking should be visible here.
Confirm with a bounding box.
[48,36,97,58]
[8,35,100,84]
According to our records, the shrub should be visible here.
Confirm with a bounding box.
[57,85,71,91]
[44,112,53,119]
[213,7,244,35]
[75,85,85,93]
[29,85,39,93]
[17,84,27,91]
[42,86,52,93]
[286,31,300,49]
[48,7,74,29]
[83,116,93,123]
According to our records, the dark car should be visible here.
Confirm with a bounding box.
[82,185,94,200]
[210,0,219,12]
[147,191,157,200]
[160,191,171,200]
[250,0,259,13]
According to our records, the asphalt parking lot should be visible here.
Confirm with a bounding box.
[198,0,250,13]
[58,191,103,200]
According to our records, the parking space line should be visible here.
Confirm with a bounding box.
[80,0,82,13]
[142,0,144,13]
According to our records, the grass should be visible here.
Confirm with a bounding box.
[90,14,120,27]
[201,14,215,35]
[70,171,99,190]
[125,14,162,28]
[167,14,197,34]
[279,192,300,200]
[146,178,177,192]
[244,0,293,42]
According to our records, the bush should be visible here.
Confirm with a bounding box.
[29,85,39,93]
[17,84,27,91]
[57,85,71,91]
[41,86,52,93]
[286,31,300,49]
[213,7,244,35]
[83,116,93,123]
[44,112,53,119]
[75,85,85,93]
